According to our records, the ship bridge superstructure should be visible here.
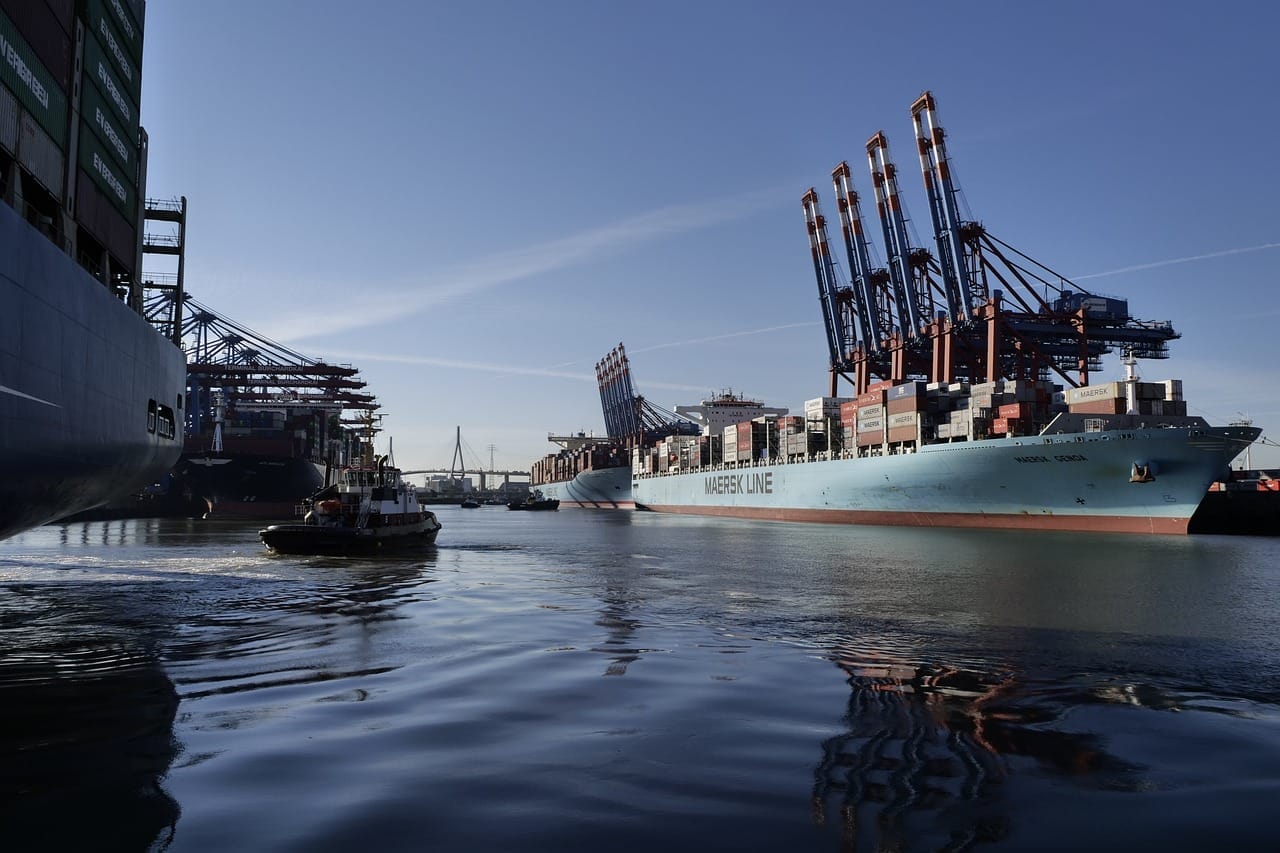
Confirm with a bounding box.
[803,91,1179,396]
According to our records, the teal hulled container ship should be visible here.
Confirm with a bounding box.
[629,374,1260,536]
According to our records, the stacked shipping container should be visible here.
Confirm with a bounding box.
[0,0,145,276]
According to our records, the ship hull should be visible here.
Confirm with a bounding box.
[0,205,186,540]
[535,465,633,509]
[259,519,441,555]
[176,452,326,519]
[633,425,1258,535]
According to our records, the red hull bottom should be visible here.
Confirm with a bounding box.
[639,504,1190,535]
[558,500,636,510]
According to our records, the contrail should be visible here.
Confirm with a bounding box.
[329,351,710,393]
[272,185,793,342]
[1073,242,1280,281]
[627,322,820,354]
[538,321,821,370]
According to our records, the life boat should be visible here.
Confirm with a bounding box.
[317,499,343,513]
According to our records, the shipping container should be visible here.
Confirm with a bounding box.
[17,109,63,197]
[73,165,136,272]
[886,396,924,416]
[83,29,139,133]
[804,396,852,420]
[856,416,884,434]
[1161,379,1184,402]
[856,428,883,448]
[89,0,143,66]
[1066,382,1123,405]
[998,402,1031,420]
[887,411,917,428]
[887,426,917,444]
[84,3,141,108]
[839,400,859,422]
[857,403,884,422]
[856,389,885,407]
[1068,398,1127,415]
[0,0,72,94]
[0,8,68,145]
[77,123,134,219]
[0,80,17,153]
[886,381,924,402]
[80,72,135,176]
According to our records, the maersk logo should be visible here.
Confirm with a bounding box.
[0,29,50,109]
[704,472,773,495]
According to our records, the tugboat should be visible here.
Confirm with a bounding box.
[259,455,442,555]
[507,490,560,511]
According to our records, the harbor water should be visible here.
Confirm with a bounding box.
[2,509,1279,852]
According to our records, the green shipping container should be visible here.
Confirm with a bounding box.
[84,3,140,108]
[0,8,67,146]
[92,0,143,66]
[78,121,135,220]
[80,75,134,178]
[83,29,138,135]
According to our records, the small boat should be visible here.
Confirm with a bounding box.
[460,498,481,509]
[507,490,560,511]
[259,456,441,555]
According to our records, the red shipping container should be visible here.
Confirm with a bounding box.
[856,390,885,407]
[839,400,859,421]
[1069,399,1126,415]
[887,426,917,443]
[886,397,923,416]
[992,417,1009,434]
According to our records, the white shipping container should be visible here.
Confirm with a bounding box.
[856,417,884,433]
[1066,382,1123,405]
[857,404,884,421]
[888,411,918,428]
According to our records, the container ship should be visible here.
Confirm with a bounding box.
[528,343,700,509]
[179,318,377,519]
[0,0,188,540]
[630,91,1263,535]
[631,369,1260,535]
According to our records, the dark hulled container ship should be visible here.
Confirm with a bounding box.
[0,0,187,540]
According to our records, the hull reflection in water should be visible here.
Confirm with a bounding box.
[0,646,180,849]
[811,648,1153,849]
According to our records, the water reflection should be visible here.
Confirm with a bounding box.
[0,645,180,850]
[810,643,1165,850]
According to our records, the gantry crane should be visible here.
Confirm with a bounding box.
[804,91,1179,395]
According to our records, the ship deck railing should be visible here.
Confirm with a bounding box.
[633,444,929,479]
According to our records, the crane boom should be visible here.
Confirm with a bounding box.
[831,161,885,351]
[911,91,981,322]
[802,189,854,367]
[867,132,929,338]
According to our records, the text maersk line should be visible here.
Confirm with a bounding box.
[704,472,774,495]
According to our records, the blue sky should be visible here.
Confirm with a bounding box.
[138,1,1280,471]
